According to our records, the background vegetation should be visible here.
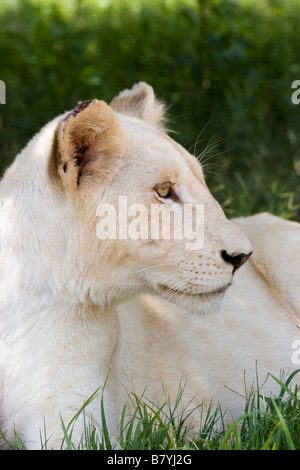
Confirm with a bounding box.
[1,0,300,218]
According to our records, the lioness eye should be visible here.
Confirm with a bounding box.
[154,181,173,199]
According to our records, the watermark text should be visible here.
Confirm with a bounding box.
[96,196,205,251]
[291,339,300,365]
[291,80,300,105]
[0,80,5,104]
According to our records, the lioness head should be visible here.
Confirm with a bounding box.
[8,82,252,315]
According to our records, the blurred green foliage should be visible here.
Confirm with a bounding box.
[1,0,300,218]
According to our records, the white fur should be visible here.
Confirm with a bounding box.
[0,83,299,449]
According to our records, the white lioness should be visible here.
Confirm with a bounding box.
[0,82,300,449]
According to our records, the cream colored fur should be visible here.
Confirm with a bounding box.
[0,83,299,449]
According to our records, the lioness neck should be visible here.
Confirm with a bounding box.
[1,287,119,403]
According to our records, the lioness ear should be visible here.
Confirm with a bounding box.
[110,82,166,130]
[54,99,122,195]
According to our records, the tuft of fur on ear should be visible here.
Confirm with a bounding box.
[54,99,123,196]
[110,82,167,131]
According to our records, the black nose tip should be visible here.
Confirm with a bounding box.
[221,250,252,272]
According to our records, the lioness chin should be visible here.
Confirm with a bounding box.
[0,82,299,449]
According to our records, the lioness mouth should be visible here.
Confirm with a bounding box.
[157,283,229,298]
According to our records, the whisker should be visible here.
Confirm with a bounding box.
[184,120,212,155]
[136,263,177,274]
[160,278,186,299]
[198,139,227,163]
[160,276,188,303]
[200,168,219,177]
[197,139,233,176]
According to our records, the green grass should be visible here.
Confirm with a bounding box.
[2,371,300,450]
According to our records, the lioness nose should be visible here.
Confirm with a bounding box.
[221,250,252,272]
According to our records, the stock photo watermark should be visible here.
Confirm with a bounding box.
[291,340,300,365]
[0,80,5,104]
[291,80,300,105]
[96,196,205,251]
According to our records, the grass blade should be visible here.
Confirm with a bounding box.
[270,396,296,450]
